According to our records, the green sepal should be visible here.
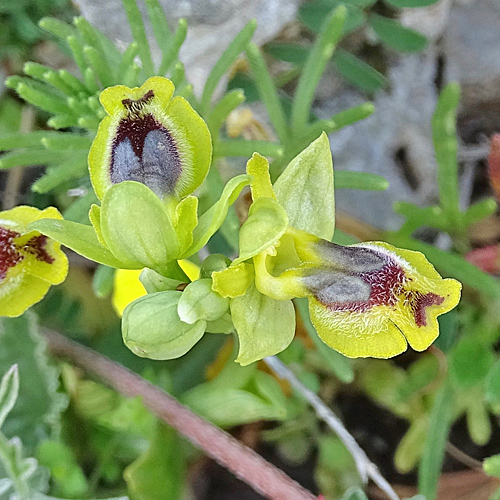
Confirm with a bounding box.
[274,133,335,240]
[122,291,206,360]
[182,174,251,257]
[234,197,288,265]
[29,218,129,269]
[101,181,179,273]
[139,268,182,294]
[231,281,296,365]
[177,278,229,324]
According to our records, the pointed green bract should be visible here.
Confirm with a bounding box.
[122,291,206,360]
[274,133,335,240]
[231,281,295,365]
[100,181,178,273]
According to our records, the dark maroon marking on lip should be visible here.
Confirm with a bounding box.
[122,89,154,111]
[110,112,182,195]
[0,227,23,281]
[22,235,54,265]
[407,292,444,327]
[0,228,55,282]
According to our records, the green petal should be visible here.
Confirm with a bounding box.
[231,281,296,365]
[29,218,128,268]
[234,197,288,265]
[100,181,178,272]
[274,132,335,240]
[122,291,206,360]
[172,195,198,255]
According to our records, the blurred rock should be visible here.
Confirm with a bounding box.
[443,0,500,136]
[318,51,439,230]
[74,0,299,95]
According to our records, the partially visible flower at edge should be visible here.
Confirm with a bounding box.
[0,206,68,317]
[112,260,200,316]
[213,153,462,360]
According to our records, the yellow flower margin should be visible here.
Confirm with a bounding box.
[0,206,68,317]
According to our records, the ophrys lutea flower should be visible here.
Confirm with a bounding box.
[0,206,68,317]
[213,136,461,363]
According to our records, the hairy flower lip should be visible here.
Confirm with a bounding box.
[89,76,212,201]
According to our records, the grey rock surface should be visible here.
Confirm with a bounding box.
[319,51,439,231]
[74,0,299,96]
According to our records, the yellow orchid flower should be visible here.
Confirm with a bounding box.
[213,150,461,361]
[89,76,212,200]
[0,206,68,317]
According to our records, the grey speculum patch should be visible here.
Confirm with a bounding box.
[110,112,182,197]
[303,270,372,304]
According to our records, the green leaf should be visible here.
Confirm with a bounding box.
[394,419,428,473]
[124,423,185,500]
[36,441,88,498]
[484,454,500,478]
[336,170,389,191]
[181,362,287,426]
[274,133,335,240]
[101,181,178,272]
[432,83,461,230]
[92,265,115,299]
[340,488,368,500]
[449,337,495,388]
[0,314,67,455]
[184,174,251,257]
[231,281,295,365]
[384,0,439,6]
[265,42,309,65]
[295,299,353,383]
[29,219,127,269]
[299,1,367,35]
[418,380,454,500]
[464,198,498,226]
[158,19,187,76]
[332,49,388,93]
[485,361,500,408]
[246,42,288,143]
[0,430,49,500]
[368,14,427,52]
[200,19,257,114]
[177,279,229,324]
[121,0,154,76]
[235,197,288,264]
[122,291,206,360]
[0,366,19,430]
[292,6,346,133]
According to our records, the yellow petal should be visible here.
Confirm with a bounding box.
[212,262,253,298]
[112,269,146,317]
[309,298,407,358]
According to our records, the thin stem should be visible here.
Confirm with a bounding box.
[263,355,400,500]
[43,330,317,500]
